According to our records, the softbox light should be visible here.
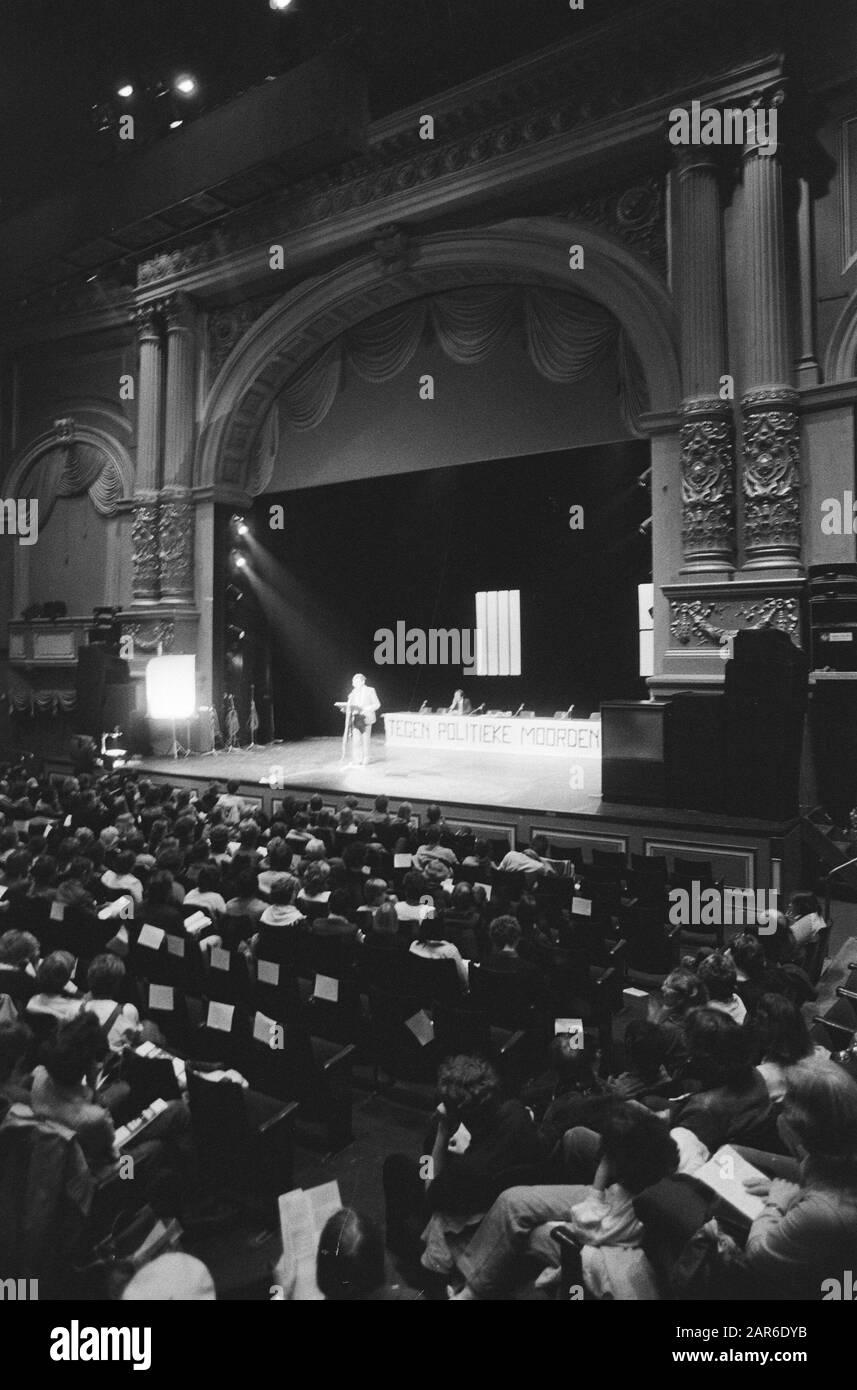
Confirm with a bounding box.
[145,655,196,721]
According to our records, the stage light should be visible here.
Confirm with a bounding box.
[638,516,652,536]
[227,626,246,642]
[236,555,248,569]
[175,75,198,96]
[225,584,243,601]
[169,118,183,129]
[270,0,294,9]
[117,84,134,99]
[637,467,652,490]
[237,521,249,537]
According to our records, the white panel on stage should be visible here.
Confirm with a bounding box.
[146,655,196,720]
[475,589,521,677]
[383,711,600,759]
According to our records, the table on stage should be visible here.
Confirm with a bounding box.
[382,711,601,759]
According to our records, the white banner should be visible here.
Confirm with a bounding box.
[383,712,601,759]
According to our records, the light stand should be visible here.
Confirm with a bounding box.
[168,716,190,760]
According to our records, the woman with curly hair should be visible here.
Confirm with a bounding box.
[383,1054,540,1277]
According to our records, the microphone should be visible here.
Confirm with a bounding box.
[472,703,486,715]
[418,700,429,713]
[513,703,525,717]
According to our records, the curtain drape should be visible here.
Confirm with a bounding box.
[271,285,649,457]
[22,442,122,523]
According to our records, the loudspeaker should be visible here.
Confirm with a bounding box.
[75,645,131,739]
[724,631,808,820]
[125,710,153,757]
[102,683,137,732]
[601,701,670,805]
[666,691,726,813]
[809,683,857,824]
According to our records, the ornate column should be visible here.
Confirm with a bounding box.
[160,294,197,604]
[131,303,164,604]
[675,146,735,571]
[740,92,801,569]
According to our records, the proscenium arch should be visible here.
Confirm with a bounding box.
[196,219,680,490]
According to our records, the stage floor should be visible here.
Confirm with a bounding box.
[135,736,603,815]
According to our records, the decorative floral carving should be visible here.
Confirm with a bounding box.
[736,597,799,635]
[670,596,801,648]
[131,502,160,600]
[158,498,194,598]
[566,179,666,271]
[125,620,175,653]
[670,600,725,646]
[679,412,735,562]
[207,295,282,379]
[372,224,411,274]
[742,406,801,559]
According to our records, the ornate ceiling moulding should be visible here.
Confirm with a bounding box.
[135,41,777,296]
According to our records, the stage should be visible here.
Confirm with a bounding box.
[96,734,804,898]
[132,736,601,816]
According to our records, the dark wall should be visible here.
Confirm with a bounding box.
[254,442,651,739]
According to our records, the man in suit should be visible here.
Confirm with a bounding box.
[346,674,380,766]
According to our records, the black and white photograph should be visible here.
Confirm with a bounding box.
[0,0,855,1351]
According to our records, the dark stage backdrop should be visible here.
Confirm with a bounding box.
[254,442,651,739]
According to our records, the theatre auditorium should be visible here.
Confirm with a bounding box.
[1,0,857,1315]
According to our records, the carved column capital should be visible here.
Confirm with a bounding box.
[163,292,197,333]
[131,302,164,338]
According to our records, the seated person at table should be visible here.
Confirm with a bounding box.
[670,1008,775,1155]
[225,867,268,925]
[461,838,496,875]
[647,965,708,1069]
[785,891,827,950]
[497,835,556,877]
[307,888,358,940]
[183,865,227,920]
[101,849,144,905]
[413,826,458,882]
[750,993,815,1102]
[25,951,80,1023]
[258,875,305,930]
[480,914,549,1013]
[359,900,408,951]
[139,871,186,936]
[394,871,435,927]
[384,1055,541,1275]
[696,951,747,1025]
[76,954,145,1053]
[409,916,468,990]
[451,1104,679,1299]
[741,1058,857,1300]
